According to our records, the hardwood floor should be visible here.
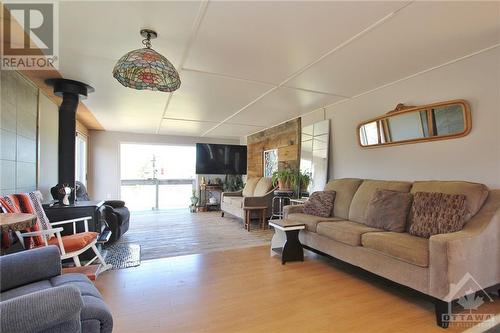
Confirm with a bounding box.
[115,210,273,260]
[95,246,499,333]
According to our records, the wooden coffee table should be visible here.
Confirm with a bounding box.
[243,206,267,231]
[268,219,305,264]
[62,265,102,281]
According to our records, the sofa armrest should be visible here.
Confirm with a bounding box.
[242,187,276,208]
[0,285,83,333]
[283,204,305,218]
[222,190,243,198]
[104,200,125,208]
[0,246,61,292]
[429,192,500,300]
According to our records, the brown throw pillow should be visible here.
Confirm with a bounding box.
[409,192,468,238]
[365,189,412,232]
[303,191,336,217]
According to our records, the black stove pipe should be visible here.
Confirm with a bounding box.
[45,79,94,203]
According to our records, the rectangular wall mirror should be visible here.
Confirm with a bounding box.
[300,119,330,194]
[358,100,471,148]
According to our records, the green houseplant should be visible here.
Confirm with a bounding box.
[272,169,297,191]
[189,189,199,213]
[300,171,312,192]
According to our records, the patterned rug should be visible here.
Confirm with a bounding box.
[103,243,141,270]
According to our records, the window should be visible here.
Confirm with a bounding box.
[75,133,87,186]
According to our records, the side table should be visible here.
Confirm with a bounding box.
[0,213,37,233]
[269,219,305,264]
[243,206,267,231]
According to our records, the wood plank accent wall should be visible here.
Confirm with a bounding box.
[246,118,301,178]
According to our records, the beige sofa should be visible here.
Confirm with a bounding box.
[284,178,500,328]
[221,177,276,220]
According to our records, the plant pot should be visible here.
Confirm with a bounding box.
[278,179,291,191]
[300,182,309,193]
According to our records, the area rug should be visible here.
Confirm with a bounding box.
[115,209,274,261]
[103,243,141,269]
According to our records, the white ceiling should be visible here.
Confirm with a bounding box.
[58,1,500,140]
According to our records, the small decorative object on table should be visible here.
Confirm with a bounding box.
[269,219,305,264]
[51,183,74,205]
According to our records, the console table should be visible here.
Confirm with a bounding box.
[199,184,223,211]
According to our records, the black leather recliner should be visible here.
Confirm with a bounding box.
[75,182,130,243]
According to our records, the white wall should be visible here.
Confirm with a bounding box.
[38,93,59,200]
[304,47,500,188]
[88,130,239,199]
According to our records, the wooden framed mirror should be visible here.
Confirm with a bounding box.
[357,100,471,148]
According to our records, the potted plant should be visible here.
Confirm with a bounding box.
[272,169,297,191]
[189,189,199,213]
[300,171,312,192]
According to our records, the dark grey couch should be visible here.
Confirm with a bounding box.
[0,246,113,333]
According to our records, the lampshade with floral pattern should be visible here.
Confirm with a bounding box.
[112,29,181,92]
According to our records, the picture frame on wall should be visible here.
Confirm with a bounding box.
[263,149,278,177]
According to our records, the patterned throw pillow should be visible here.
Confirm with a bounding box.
[409,192,468,238]
[365,189,412,232]
[303,191,336,217]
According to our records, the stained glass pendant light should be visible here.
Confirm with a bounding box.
[113,29,181,92]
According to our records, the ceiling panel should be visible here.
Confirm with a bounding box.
[159,119,217,137]
[204,123,265,139]
[286,1,500,97]
[185,1,408,84]
[60,50,167,134]
[163,71,273,122]
[58,1,201,133]
[229,87,345,127]
[59,1,200,66]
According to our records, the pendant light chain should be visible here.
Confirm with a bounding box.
[142,33,152,49]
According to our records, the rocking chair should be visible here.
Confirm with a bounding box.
[0,191,111,272]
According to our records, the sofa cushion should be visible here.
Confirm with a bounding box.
[287,213,343,232]
[242,178,260,197]
[349,180,412,224]
[303,191,336,217]
[361,232,429,267]
[253,177,273,196]
[316,221,382,246]
[409,192,467,238]
[324,178,363,219]
[410,181,489,222]
[365,189,413,232]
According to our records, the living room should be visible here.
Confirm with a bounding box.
[1,1,499,332]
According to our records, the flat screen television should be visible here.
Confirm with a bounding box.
[196,143,247,175]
